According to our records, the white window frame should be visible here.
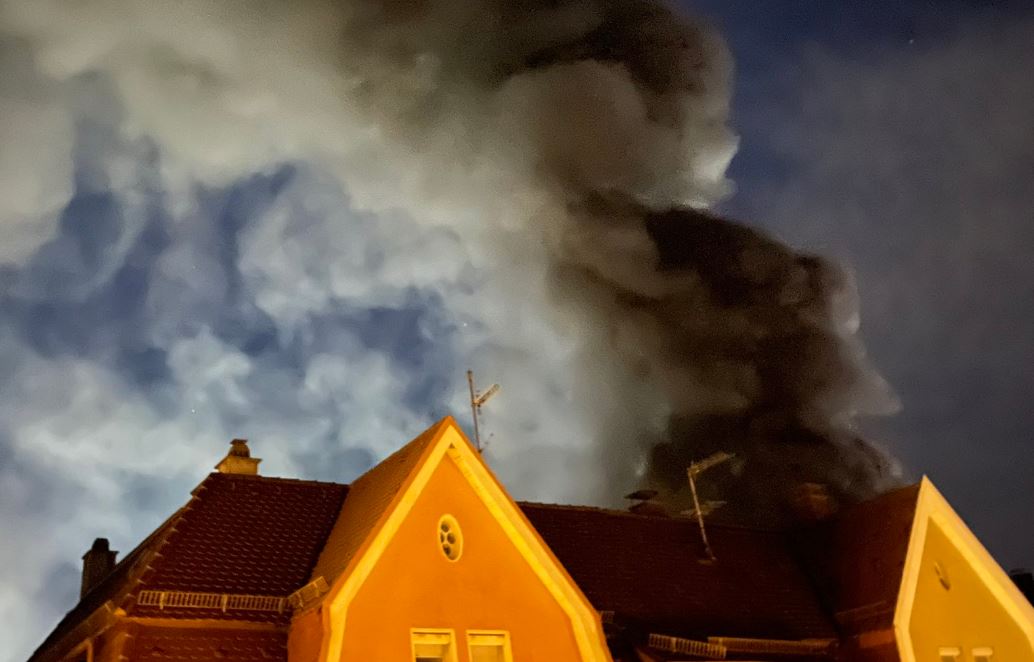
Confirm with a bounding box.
[466,630,514,662]
[972,646,994,662]
[411,628,459,662]
[938,646,960,662]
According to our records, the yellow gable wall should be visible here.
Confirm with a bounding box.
[336,452,588,661]
[899,479,1034,662]
[908,520,1032,659]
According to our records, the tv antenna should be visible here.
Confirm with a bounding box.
[466,370,500,452]
[683,451,734,562]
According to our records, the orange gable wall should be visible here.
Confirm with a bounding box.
[335,454,587,661]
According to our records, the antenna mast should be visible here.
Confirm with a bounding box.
[466,370,500,452]
[685,451,734,562]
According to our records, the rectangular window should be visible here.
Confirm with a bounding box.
[972,647,994,662]
[411,629,458,662]
[938,647,960,662]
[467,630,513,662]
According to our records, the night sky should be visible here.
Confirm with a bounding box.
[1,1,1033,660]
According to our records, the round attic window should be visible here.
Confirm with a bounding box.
[438,515,463,561]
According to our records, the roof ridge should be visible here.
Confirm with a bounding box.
[518,501,786,532]
[202,472,349,489]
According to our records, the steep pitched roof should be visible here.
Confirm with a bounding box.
[125,625,287,661]
[309,418,450,586]
[131,473,348,621]
[522,502,838,641]
[790,483,921,634]
[30,473,347,661]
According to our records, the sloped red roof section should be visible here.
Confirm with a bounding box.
[131,473,348,622]
[128,626,286,661]
[522,502,838,641]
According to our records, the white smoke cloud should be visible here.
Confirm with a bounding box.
[0,0,741,659]
[0,37,74,265]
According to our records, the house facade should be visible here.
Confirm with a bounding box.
[29,418,1034,662]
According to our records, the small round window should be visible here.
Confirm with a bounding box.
[438,515,463,561]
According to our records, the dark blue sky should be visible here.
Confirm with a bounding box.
[687,0,1034,568]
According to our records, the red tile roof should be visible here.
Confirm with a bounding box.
[521,502,838,641]
[30,473,346,661]
[130,473,347,622]
[127,626,286,661]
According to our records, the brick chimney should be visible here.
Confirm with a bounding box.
[81,538,117,598]
[215,438,261,475]
[791,483,838,522]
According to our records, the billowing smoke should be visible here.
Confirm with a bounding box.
[0,0,900,517]
[321,0,900,516]
[0,1,904,655]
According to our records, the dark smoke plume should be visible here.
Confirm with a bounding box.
[333,0,900,516]
[3,0,900,520]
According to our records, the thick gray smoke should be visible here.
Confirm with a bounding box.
[327,0,900,516]
[1,0,898,511]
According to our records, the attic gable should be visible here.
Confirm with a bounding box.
[309,417,449,587]
[316,417,611,662]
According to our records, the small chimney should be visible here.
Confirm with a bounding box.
[625,489,668,517]
[216,438,261,475]
[791,483,838,522]
[81,538,117,598]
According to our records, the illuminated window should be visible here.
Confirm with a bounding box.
[412,629,458,662]
[467,631,513,662]
[938,646,960,662]
[972,647,994,662]
[438,515,463,561]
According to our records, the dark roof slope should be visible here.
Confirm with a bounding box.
[126,625,287,661]
[139,472,347,596]
[522,502,838,641]
[30,473,347,661]
[791,483,921,634]
[130,473,347,623]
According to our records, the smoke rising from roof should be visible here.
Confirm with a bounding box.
[325,0,900,514]
[0,0,898,512]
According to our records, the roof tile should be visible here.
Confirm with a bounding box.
[130,626,286,661]
[522,502,838,641]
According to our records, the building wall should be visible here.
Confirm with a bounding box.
[289,608,324,661]
[334,455,586,661]
[907,518,1034,660]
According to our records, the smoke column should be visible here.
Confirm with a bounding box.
[2,0,899,517]
[330,0,901,516]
